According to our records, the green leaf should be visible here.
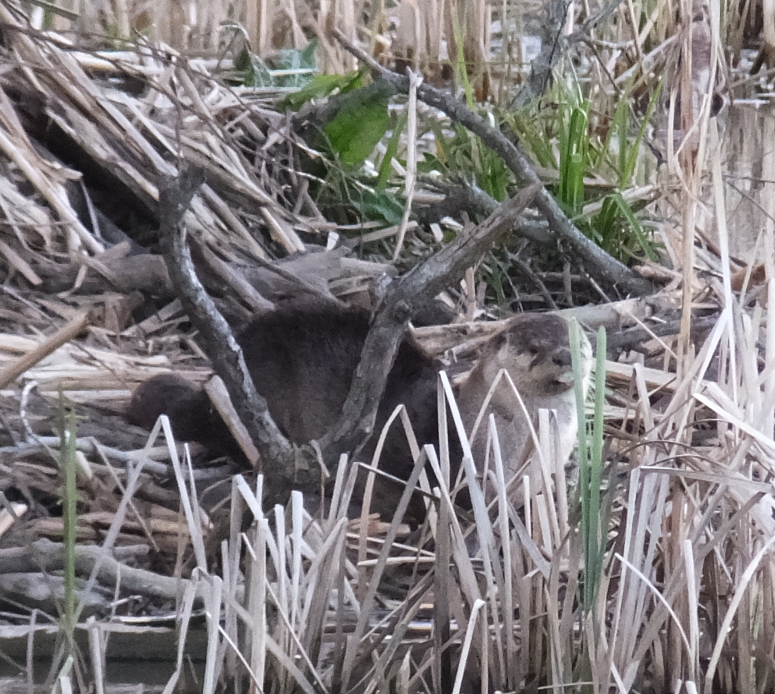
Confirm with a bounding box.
[279,70,365,111]
[272,40,318,71]
[57,394,79,653]
[355,188,405,226]
[234,45,252,73]
[558,105,589,215]
[325,87,391,165]
[234,47,273,87]
[612,193,658,261]
[571,323,609,617]
[300,40,318,68]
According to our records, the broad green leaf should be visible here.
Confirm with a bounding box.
[325,87,391,165]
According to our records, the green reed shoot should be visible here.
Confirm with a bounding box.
[571,323,609,615]
[57,396,79,656]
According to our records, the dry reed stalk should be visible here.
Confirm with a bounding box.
[0,99,101,254]
[0,237,42,286]
[159,580,198,694]
[204,375,261,466]
[762,0,775,68]
[0,501,27,539]
[245,0,271,55]
[446,0,491,89]
[393,0,446,73]
[0,7,318,290]
[392,69,420,260]
[0,310,90,389]
[659,5,721,682]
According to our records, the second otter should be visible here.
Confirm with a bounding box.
[458,313,592,503]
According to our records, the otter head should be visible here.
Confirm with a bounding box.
[479,314,590,399]
[126,373,213,442]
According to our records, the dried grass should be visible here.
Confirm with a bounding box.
[0,2,773,693]
[56,303,768,694]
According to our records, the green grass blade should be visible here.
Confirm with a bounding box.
[572,324,608,614]
[586,326,607,612]
[376,112,407,189]
[623,80,663,185]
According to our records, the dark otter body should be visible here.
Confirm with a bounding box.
[127,373,241,457]
[236,303,442,481]
[127,303,443,507]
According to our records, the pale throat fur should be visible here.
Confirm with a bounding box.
[459,313,593,496]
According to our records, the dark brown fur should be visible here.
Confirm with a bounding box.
[236,303,442,481]
[126,374,241,458]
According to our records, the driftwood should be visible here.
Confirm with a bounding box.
[412,296,658,358]
[332,29,653,297]
[0,538,206,602]
[36,246,174,297]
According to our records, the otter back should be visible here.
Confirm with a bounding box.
[238,303,441,481]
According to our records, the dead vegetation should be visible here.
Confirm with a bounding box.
[0,0,773,693]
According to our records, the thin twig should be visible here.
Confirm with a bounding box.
[0,310,91,389]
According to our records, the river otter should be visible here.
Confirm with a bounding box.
[458,314,592,503]
[127,304,590,515]
[126,373,242,458]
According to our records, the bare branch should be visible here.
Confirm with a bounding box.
[332,29,653,297]
[322,184,542,457]
[158,169,320,495]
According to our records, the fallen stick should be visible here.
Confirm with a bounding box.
[0,309,91,389]
[0,538,208,602]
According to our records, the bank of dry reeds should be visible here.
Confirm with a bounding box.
[0,1,773,693]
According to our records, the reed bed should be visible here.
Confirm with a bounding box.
[132,291,775,694]
[0,0,773,692]
[19,291,771,694]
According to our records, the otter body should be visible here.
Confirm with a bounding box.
[236,304,441,481]
[127,305,590,515]
[127,303,441,491]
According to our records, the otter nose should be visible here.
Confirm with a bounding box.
[552,349,572,368]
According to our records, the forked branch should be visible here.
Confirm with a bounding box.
[160,172,538,493]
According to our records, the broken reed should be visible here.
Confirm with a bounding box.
[57,397,78,661]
